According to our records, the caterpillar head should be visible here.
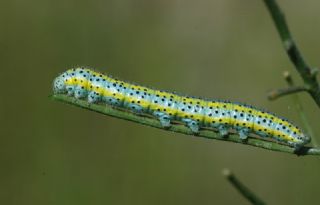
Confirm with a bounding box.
[53,75,66,94]
[53,69,77,95]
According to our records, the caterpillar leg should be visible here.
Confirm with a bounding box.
[66,85,75,96]
[74,86,87,99]
[287,141,304,153]
[238,128,249,140]
[182,119,199,133]
[124,103,144,113]
[88,91,102,104]
[293,144,310,156]
[154,111,171,127]
[218,125,229,137]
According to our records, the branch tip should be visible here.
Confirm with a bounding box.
[223,169,266,205]
[222,168,231,177]
[267,86,308,100]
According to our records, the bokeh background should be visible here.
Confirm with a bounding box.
[1,0,320,204]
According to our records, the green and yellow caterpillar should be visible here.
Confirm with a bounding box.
[53,68,311,149]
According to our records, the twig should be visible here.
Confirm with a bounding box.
[263,0,320,107]
[283,71,294,86]
[284,71,317,146]
[51,94,320,156]
[267,86,308,100]
[222,169,266,205]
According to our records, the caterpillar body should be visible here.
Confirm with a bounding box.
[53,68,310,149]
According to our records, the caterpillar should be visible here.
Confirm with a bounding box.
[53,67,311,149]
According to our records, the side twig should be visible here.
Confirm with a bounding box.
[51,94,320,156]
[263,0,320,107]
[267,86,308,100]
[222,169,266,205]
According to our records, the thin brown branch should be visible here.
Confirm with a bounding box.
[267,86,309,100]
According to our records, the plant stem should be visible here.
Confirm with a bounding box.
[51,94,320,156]
[263,0,320,107]
[267,86,308,100]
[222,169,266,205]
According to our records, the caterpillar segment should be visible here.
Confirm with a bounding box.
[203,101,233,137]
[53,68,311,149]
[148,90,180,128]
[103,77,128,107]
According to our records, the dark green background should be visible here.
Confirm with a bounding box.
[1,0,320,204]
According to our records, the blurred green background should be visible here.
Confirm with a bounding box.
[1,0,320,204]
